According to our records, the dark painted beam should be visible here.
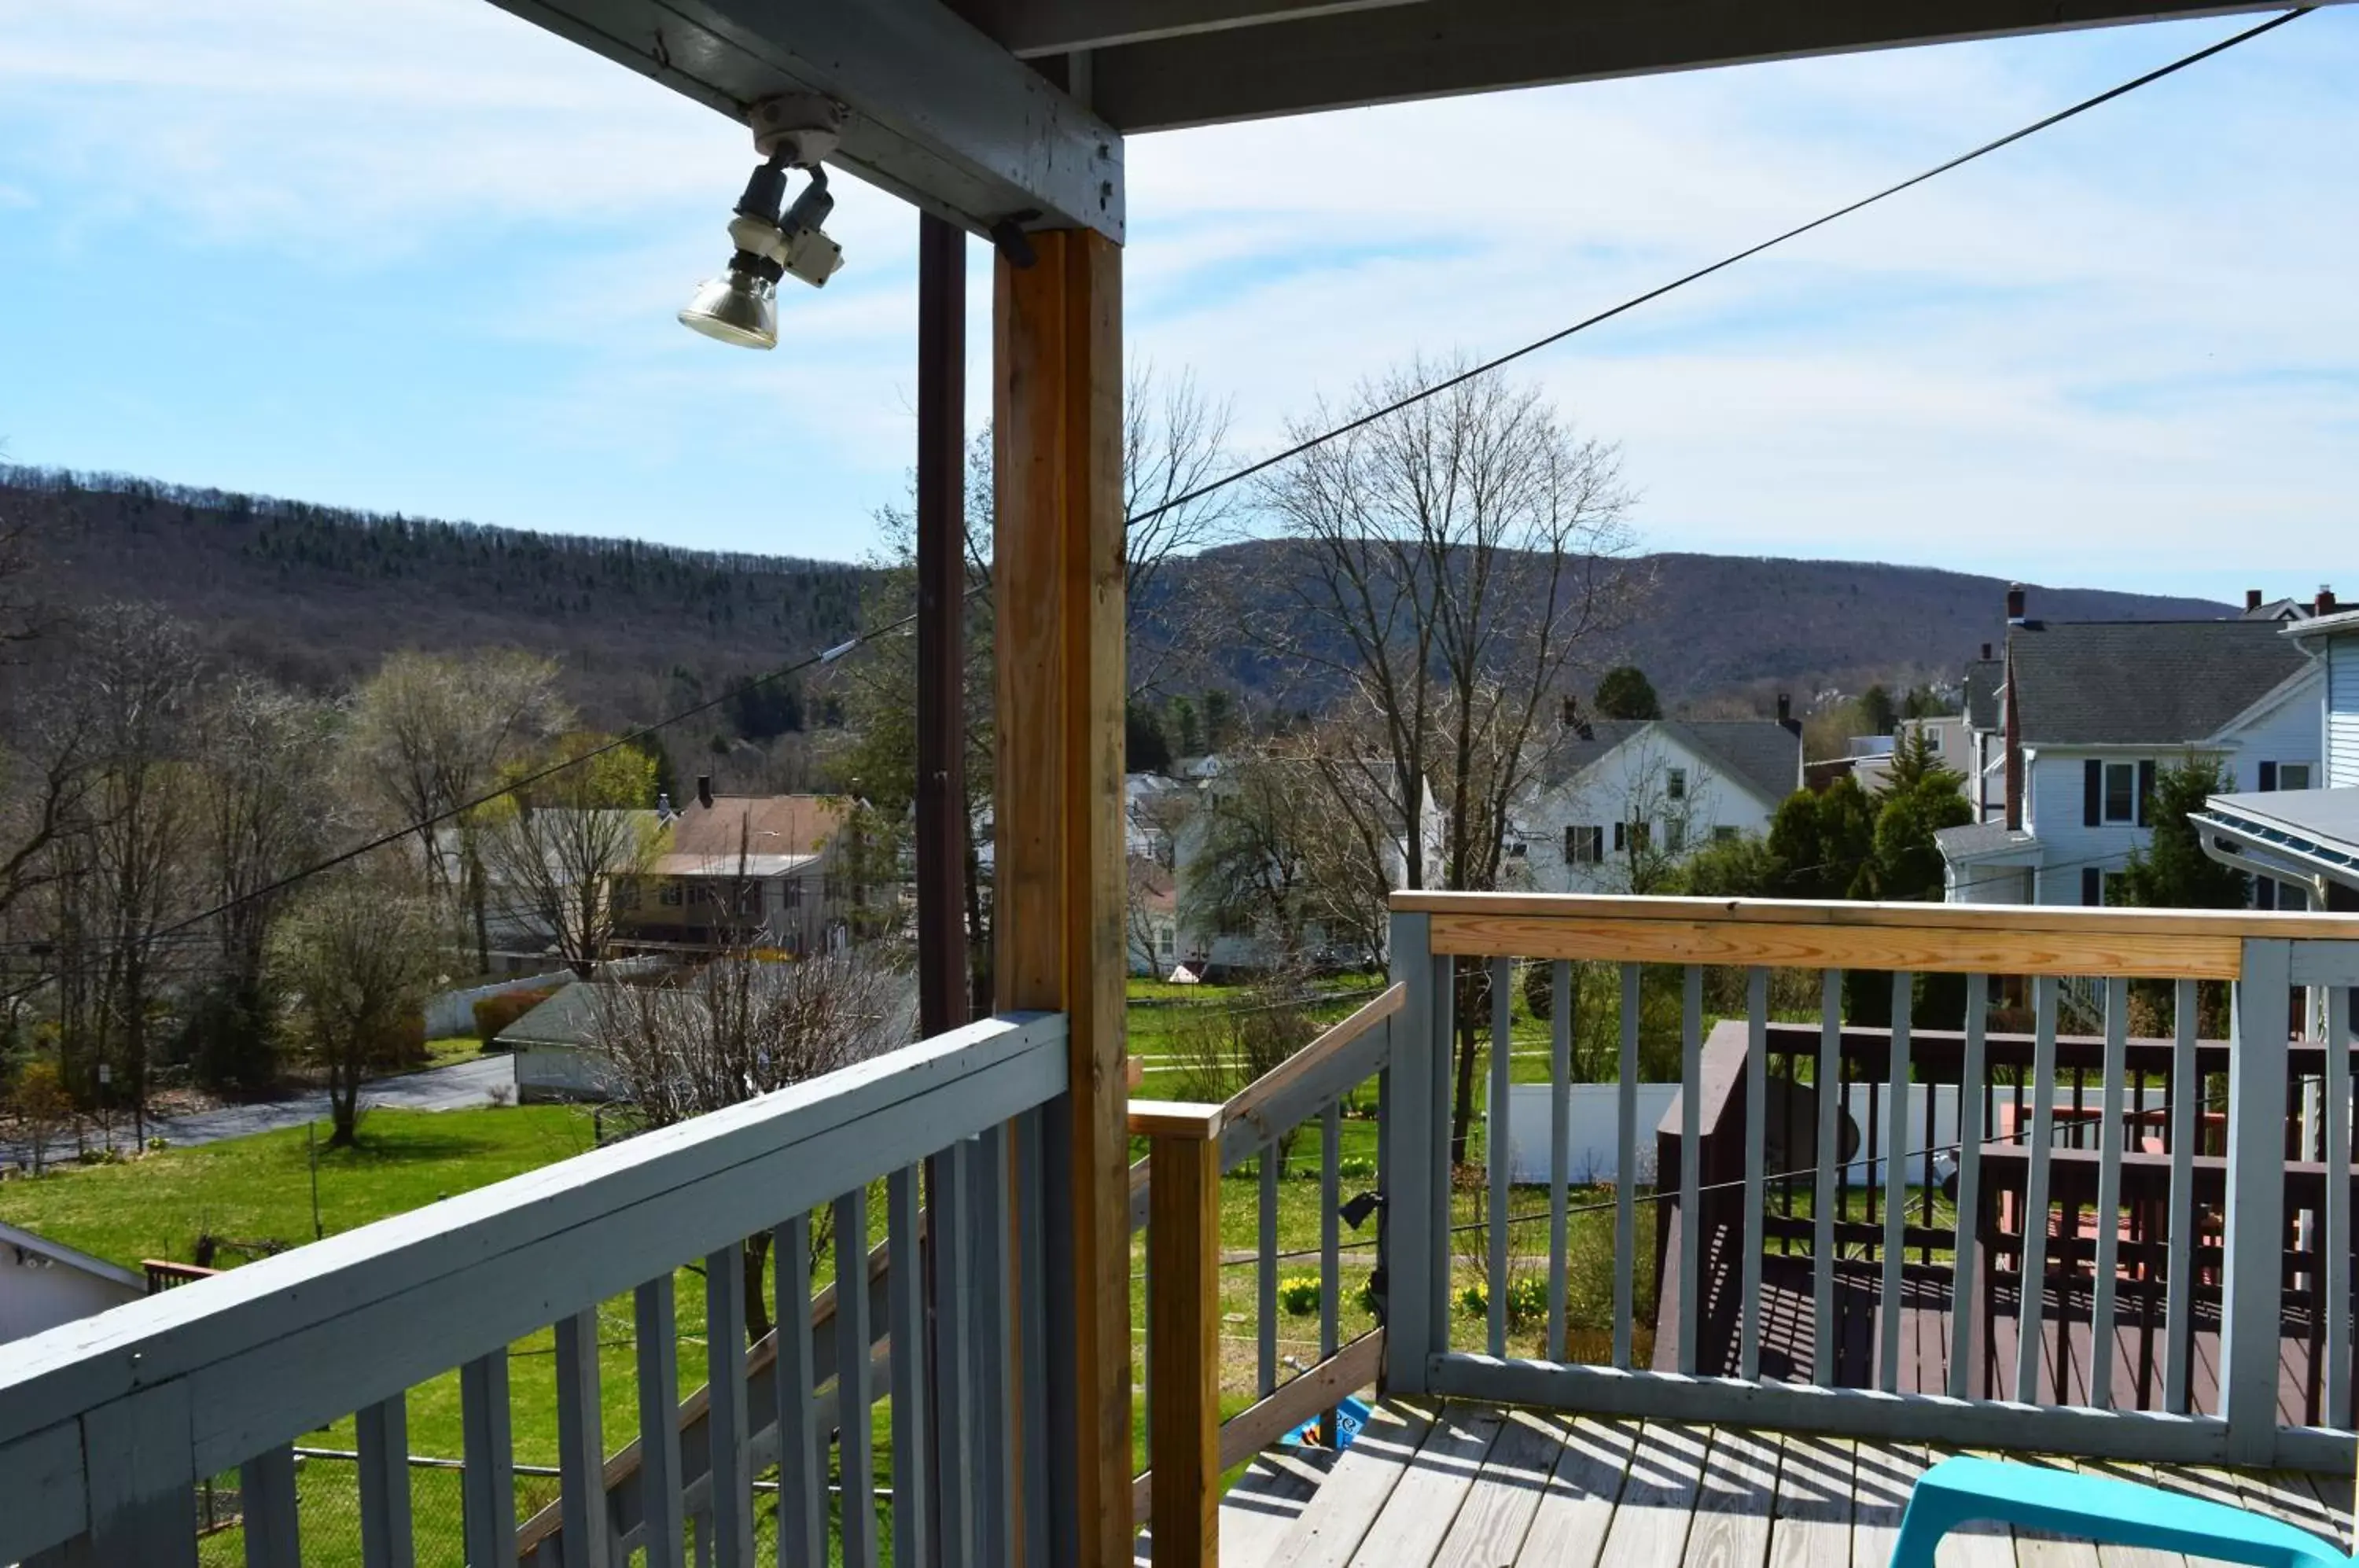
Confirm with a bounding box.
[486,0,1123,237]
[1083,0,2336,131]
[948,0,1426,58]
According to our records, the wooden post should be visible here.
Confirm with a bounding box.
[994,225,1129,1568]
[1138,1101,1225,1567]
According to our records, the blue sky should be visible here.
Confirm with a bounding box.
[2,0,2355,600]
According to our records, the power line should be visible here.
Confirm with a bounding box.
[1124,6,2313,531]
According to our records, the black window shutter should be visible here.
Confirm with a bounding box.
[2136,760,2157,826]
[2081,867,2102,906]
[2084,759,2103,827]
[2260,761,2278,793]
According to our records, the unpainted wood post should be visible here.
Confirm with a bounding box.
[992,222,1129,1568]
[1140,1105,1224,1568]
[1385,910,1437,1395]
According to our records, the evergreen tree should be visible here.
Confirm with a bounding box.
[2120,756,2248,909]
[1594,665,1662,720]
[1860,683,1897,737]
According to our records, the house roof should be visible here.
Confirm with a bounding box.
[494,983,611,1050]
[667,795,845,858]
[2289,607,2359,646]
[1934,822,2042,865]
[2007,620,2311,746]
[1961,659,2003,731]
[0,1221,143,1291]
[1545,719,1801,810]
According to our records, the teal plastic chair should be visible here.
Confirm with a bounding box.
[1892,1456,2350,1568]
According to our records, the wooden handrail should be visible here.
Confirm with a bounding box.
[1389,892,2359,981]
[1221,983,1402,1136]
[1130,1330,1385,1526]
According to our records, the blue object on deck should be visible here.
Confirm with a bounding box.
[1285,1396,1371,1452]
[1891,1456,2349,1568]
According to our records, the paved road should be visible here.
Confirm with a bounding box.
[2,1055,519,1167]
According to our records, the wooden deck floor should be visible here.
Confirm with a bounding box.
[1197,1401,2354,1568]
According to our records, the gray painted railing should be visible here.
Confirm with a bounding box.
[1384,893,2359,1472]
[0,1010,1069,1567]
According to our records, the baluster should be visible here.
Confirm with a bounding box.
[1014,1107,1051,1568]
[355,1393,414,1568]
[2164,978,2199,1415]
[239,1445,300,1568]
[836,1187,878,1568]
[1319,1099,1341,1445]
[1548,959,1573,1364]
[1679,963,1702,1375]
[2090,977,2129,1409]
[930,1141,977,1566]
[1489,956,1513,1359]
[1880,971,1912,1394]
[1260,1146,1280,1392]
[775,1211,825,1568]
[888,1163,932,1566]
[1812,967,1842,1386]
[1949,977,1989,1402]
[554,1309,612,1567]
[970,1124,1018,1567]
[707,1241,753,1566]
[637,1275,686,1568]
[2222,940,2294,1463]
[2017,975,2061,1406]
[460,1348,517,1568]
[2328,985,2353,1430]
[1739,967,1769,1382]
[1614,962,1640,1371]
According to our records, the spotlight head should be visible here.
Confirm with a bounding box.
[678,266,778,349]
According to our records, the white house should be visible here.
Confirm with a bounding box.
[2193,597,2359,914]
[1848,715,1974,797]
[1937,586,2320,907]
[0,1222,142,1345]
[1514,716,1804,894]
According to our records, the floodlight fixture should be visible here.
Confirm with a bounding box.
[679,94,848,350]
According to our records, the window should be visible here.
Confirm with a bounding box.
[2281,763,2313,792]
[2102,871,2126,906]
[1614,820,1651,854]
[659,882,684,907]
[1157,929,1175,959]
[2081,867,2102,907]
[2103,762,2136,824]
[783,878,802,911]
[1666,767,1687,802]
[1563,825,1603,865]
[1665,819,1687,854]
[1506,840,1528,859]
[1712,825,1740,843]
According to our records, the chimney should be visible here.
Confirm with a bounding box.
[1980,642,1992,661]
[2319,586,2339,617]
[1776,694,1801,737]
[2005,583,2027,624]
[2246,589,2265,613]
[695,774,714,810]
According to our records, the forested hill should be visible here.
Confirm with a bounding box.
[9,466,2235,724]
[4,466,872,725]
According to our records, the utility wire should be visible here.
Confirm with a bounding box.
[1124,6,2313,530]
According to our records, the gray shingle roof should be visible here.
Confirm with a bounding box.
[1934,821,2039,863]
[1545,719,1801,809]
[2008,620,2309,745]
[1962,658,2002,731]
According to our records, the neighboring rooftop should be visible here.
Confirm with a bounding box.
[1933,821,2041,863]
[667,794,845,858]
[2006,620,2311,745]
[1546,718,1802,809]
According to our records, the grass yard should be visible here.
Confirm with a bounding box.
[419,1035,490,1070]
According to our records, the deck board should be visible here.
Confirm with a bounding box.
[1253,1402,2353,1568]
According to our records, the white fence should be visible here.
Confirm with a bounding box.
[421,972,576,1039]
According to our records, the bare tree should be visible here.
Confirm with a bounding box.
[477,733,667,977]
[348,650,569,970]
[1124,365,1240,698]
[1254,358,1638,1161]
[187,675,341,1088]
[584,948,914,1336]
[267,852,446,1146]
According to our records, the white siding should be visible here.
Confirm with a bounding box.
[2226,678,2327,793]
[1518,728,1781,895]
[2331,639,2359,788]
[0,1250,142,1345]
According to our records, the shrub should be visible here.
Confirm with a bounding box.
[1277,1275,1322,1316]
[473,988,558,1046]
[1455,1276,1551,1324]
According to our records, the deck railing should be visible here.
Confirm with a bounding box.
[0,1011,1070,1567]
[1385,893,2359,1473]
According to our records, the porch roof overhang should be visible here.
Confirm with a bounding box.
[485,0,2350,240]
[1934,820,2044,868]
[2192,787,2359,900]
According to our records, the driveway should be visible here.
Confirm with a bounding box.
[2,1055,520,1167]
